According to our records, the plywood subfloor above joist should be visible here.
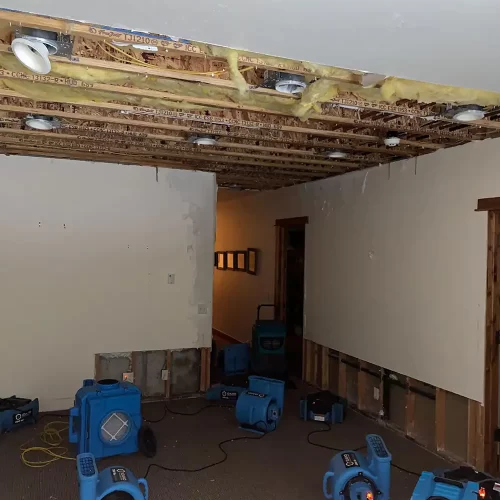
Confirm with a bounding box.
[0,10,499,189]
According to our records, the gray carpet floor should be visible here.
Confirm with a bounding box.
[0,387,451,499]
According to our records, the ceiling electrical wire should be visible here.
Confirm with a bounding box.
[100,41,254,77]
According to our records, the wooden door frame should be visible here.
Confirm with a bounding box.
[477,198,500,473]
[274,216,308,322]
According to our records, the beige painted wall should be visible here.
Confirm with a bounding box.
[0,156,216,411]
[214,139,500,403]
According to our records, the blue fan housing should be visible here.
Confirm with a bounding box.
[323,434,391,500]
[77,452,148,500]
[411,472,480,499]
[235,376,285,434]
[70,379,142,460]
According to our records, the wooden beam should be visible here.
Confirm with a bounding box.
[468,399,486,470]
[0,126,362,169]
[0,95,422,156]
[338,354,348,399]
[0,144,315,187]
[0,117,381,166]
[321,346,330,390]
[0,45,473,142]
[477,197,500,211]
[435,388,446,452]
[405,377,417,439]
[483,210,500,473]
[0,135,339,174]
[164,350,172,399]
[200,347,211,392]
[0,109,392,162]
[0,11,361,82]
[358,361,367,411]
[313,343,320,387]
[0,43,292,99]
[276,216,309,226]
[302,338,307,381]
[0,76,442,149]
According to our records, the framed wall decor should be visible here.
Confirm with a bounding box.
[216,251,227,270]
[226,251,236,270]
[235,250,247,271]
[247,248,258,275]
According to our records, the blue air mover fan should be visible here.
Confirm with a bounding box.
[77,452,148,500]
[323,434,391,500]
[235,376,285,434]
[70,379,142,460]
[411,472,480,500]
[0,396,39,433]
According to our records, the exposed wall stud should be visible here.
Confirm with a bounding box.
[405,377,416,439]
[321,346,329,390]
[164,350,172,399]
[435,388,446,451]
[338,353,348,399]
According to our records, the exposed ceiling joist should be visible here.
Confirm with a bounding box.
[0,9,498,190]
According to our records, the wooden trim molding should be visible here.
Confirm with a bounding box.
[275,216,309,227]
[477,197,500,211]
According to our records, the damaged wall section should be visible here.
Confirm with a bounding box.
[304,339,478,469]
[95,348,208,399]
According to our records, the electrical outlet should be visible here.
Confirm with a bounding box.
[168,273,175,284]
[373,387,380,401]
[123,372,134,383]
[198,304,208,315]
[161,369,169,381]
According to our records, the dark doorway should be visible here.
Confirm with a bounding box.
[275,217,308,378]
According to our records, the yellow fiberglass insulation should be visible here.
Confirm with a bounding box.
[0,53,303,115]
[198,45,249,95]
[379,77,500,106]
[292,78,339,119]
[194,42,358,82]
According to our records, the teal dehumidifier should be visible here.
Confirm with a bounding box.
[251,304,286,378]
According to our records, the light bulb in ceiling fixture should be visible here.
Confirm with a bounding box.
[11,37,52,75]
[384,132,400,147]
[192,136,217,146]
[274,73,307,95]
[452,108,485,122]
[25,115,61,131]
[326,150,348,159]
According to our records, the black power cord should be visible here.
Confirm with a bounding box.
[143,432,268,478]
[307,422,420,477]
[142,402,234,424]
[143,420,273,479]
[391,463,420,477]
[307,422,366,452]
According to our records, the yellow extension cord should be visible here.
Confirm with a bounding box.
[20,420,76,468]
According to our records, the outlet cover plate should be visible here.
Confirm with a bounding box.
[168,273,175,284]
